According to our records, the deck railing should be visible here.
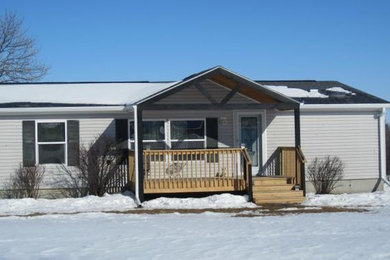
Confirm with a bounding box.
[129,148,251,194]
[106,152,130,194]
[262,146,306,186]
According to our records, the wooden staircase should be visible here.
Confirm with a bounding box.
[252,176,305,204]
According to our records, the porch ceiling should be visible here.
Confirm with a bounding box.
[210,74,280,104]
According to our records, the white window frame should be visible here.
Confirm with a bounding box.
[168,118,206,148]
[128,119,167,150]
[35,120,68,165]
[128,118,207,150]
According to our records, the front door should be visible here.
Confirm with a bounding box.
[237,114,262,174]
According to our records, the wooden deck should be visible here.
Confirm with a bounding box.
[129,148,252,194]
[144,178,246,194]
[128,146,306,203]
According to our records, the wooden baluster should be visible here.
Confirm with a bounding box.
[166,150,169,189]
[204,150,207,188]
[196,150,199,188]
[190,151,193,188]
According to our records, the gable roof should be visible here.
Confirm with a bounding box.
[137,66,299,106]
[256,80,388,104]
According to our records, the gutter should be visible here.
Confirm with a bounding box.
[301,103,390,111]
[379,107,390,187]
[133,105,142,206]
[0,105,128,115]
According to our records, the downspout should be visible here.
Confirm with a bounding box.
[133,105,141,205]
[379,107,390,187]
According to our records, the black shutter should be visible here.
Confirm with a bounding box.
[67,120,79,166]
[22,121,35,167]
[206,118,218,148]
[115,119,129,143]
[206,118,218,163]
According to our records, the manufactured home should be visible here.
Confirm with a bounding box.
[0,66,388,204]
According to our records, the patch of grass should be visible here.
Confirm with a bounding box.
[0,205,368,218]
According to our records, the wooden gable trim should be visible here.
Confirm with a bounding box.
[220,84,241,104]
[139,66,299,108]
[210,74,280,104]
[194,83,218,104]
[140,69,220,106]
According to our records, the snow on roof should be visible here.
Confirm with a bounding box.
[326,87,356,95]
[264,85,328,98]
[0,82,178,105]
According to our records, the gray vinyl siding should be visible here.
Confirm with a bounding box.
[266,110,295,158]
[266,109,380,180]
[0,117,119,188]
[0,120,23,184]
[300,111,379,180]
[79,119,115,146]
[155,80,258,105]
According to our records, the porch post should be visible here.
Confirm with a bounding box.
[294,108,301,147]
[294,107,306,196]
[133,105,144,203]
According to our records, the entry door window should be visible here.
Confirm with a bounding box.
[240,116,259,167]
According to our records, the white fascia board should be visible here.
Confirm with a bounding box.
[300,103,390,111]
[0,105,128,116]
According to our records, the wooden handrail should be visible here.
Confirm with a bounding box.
[279,146,306,186]
[240,148,253,202]
[295,146,306,163]
[241,148,252,166]
[142,148,244,153]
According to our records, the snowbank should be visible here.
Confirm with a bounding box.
[142,194,256,209]
[0,193,138,216]
[303,189,390,208]
[0,193,255,216]
[2,189,390,216]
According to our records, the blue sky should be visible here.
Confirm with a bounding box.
[2,0,390,118]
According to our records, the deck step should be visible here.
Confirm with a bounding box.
[252,184,294,192]
[252,190,305,204]
[253,190,304,198]
[252,177,291,186]
[253,196,305,204]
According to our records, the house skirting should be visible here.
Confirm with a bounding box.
[305,178,384,194]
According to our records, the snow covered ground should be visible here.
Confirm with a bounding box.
[0,190,389,259]
[0,193,255,216]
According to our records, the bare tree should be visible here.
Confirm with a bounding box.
[56,135,126,197]
[3,164,45,199]
[0,11,48,82]
[307,156,344,194]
